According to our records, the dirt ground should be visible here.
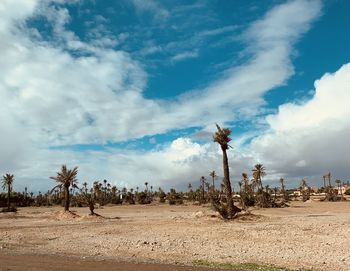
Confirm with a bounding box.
[0,200,350,271]
[0,253,225,271]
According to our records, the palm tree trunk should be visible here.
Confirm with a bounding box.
[222,148,234,218]
[64,185,70,211]
[201,179,205,203]
[7,185,10,210]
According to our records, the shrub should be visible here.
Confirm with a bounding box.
[136,191,151,204]
[167,189,184,205]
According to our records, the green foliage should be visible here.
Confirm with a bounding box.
[256,190,273,208]
[322,187,340,202]
[158,190,166,203]
[0,192,34,208]
[213,124,231,150]
[345,188,350,195]
[136,191,151,204]
[167,189,183,205]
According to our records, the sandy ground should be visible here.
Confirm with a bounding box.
[0,201,350,271]
[0,254,223,271]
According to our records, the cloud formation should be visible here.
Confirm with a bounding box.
[249,63,350,185]
[2,0,342,192]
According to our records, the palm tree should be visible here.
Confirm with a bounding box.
[213,124,236,218]
[209,170,217,189]
[83,182,88,193]
[252,164,266,190]
[200,176,206,201]
[241,173,249,191]
[300,179,307,190]
[280,177,288,201]
[2,174,14,211]
[335,179,342,196]
[50,165,78,212]
[188,183,192,191]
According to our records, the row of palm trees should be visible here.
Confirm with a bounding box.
[2,125,348,216]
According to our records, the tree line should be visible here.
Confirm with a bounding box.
[2,125,349,218]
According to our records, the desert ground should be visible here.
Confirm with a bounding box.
[0,201,349,271]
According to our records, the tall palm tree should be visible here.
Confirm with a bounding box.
[50,165,78,212]
[103,179,108,204]
[213,124,236,218]
[252,164,266,190]
[200,176,206,201]
[280,178,285,192]
[209,170,217,189]
[2,174,14,211]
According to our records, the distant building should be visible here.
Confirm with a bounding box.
[337,184,350,195]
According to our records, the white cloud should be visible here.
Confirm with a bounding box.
[1,0,322,148]
[249,63,350,185]
[0,0,327,191]
[197,25,238,38]
[171,50,199,62]
[12,136,255,193]
[131,0,169,22]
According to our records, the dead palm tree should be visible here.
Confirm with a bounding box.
[252,164,266,190]
[209,170,217,189]
[213,124,236,218]
[2,174,14,211]
[50,165,78,212]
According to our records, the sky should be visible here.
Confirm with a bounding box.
[1,0,350,193]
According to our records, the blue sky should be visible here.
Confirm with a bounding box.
[1,0,350,192]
